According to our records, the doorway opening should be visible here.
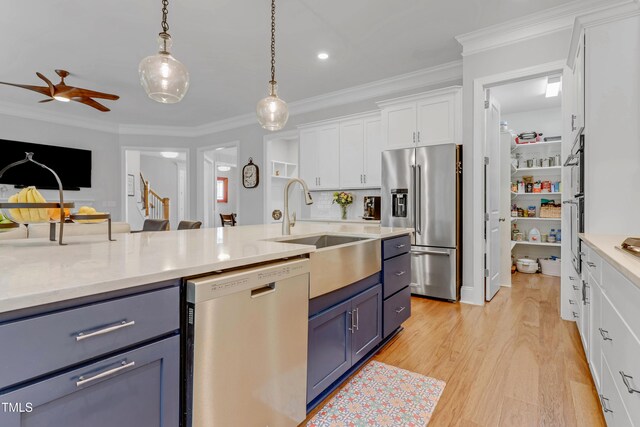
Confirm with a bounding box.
[200,144,239,228]
[483,73,564,301]
[122,148,189,231]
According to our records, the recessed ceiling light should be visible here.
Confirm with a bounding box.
[545,76,562,98]
[218,165,231,172]
[161,151,179,159]
[317,52,329,60]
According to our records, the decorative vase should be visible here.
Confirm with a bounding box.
[340,205,348,220]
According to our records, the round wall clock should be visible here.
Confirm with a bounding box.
[242,157,259,188]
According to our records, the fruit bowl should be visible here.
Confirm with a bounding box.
[70,213,110,224]
[0,213,19,232]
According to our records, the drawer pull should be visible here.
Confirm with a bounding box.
[395,306,406,314]
[620,371,640,394]
[76,320,136,342]
[572,285,579,291]
[599,395,613,413]
[76,360,135,387]
[572,312,578,319]
[598,328,612,341]
[569,276,577,281]
[394,244,406,249]
[587,261,596,268]
[395,271,406,277]
[569,299,576,305]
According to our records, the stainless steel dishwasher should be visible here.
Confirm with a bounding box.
[184,258,310,427]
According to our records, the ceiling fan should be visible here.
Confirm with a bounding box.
[0,69,119,112]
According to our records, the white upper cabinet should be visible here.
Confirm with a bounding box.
[339,119,365,188]
[316,125,340,190]
[299,128,319,190]
[300,112,381,191]
[299,124,340,190]
[378,86,462,150]
[363,117,382,188]
[569,32,585,143]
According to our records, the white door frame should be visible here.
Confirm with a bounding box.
[262,130,299,224]
[471,60,566,305]
[484,90,501,302]
[120,146,191,225]
[196,141,240,227]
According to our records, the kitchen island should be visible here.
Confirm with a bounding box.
[0,223,412,427]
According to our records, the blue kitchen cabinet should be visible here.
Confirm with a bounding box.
[307,299,353,404]
[351,284,382,365]
[0,335,180,427]
[307,283,382,404]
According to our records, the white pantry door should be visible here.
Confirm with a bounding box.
[485,90,502,302]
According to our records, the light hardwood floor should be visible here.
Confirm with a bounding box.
[303,273,605,426]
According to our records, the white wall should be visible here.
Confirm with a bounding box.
[0,115,120,215]
[140,154,181,229]
[501,107,562,139]
[461,29,573,305]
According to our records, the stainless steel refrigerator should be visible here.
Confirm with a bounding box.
[382,144,462,301]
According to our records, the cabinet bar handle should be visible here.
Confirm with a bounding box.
[355,308,359,331]
[395,271,406,277]
[569,299,576,305]
[76,360,135,387]
[587,261,596,268]
[620,371,640,394]
[599,328,612,341]
[76,320,135,342]
[395,243,406,249]
[569,276,577,281]
[572,312,579,318]
[413,132,416,144]
[599,395,613,413]
[417,131,420,142]
[364,174,366,184]
[572,285,579,290]
[348,311,354,333]
[411,250,450,257]
[395,306,406,314]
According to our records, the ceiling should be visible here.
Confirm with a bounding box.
[1,0,578,127]
[491,76,562,114]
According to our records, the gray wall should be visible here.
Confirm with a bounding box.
[461,29,572,304]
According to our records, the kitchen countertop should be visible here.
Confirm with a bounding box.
[580,233,640,289]
[298,218,381,224]
[0,223,412,314]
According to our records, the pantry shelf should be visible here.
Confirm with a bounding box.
[512,217,561,221]
[511,140,562,150]
[512,166,562,176]
[511,192,562,197]
[512,241,561,247]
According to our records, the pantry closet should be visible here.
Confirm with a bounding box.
[492,76,563,285]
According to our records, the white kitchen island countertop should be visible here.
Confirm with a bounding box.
[0,223,412,314]
[580,233,640,289]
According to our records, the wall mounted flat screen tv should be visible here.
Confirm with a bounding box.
[0,140,92,190]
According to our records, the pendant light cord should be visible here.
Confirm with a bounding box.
[161,0,170,36]
[270,0,277,86]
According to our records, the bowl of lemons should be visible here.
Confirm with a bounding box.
[70,206,110,224]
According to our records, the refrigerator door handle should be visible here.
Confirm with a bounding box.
[411,249,450,257]
[416,164,422,235]
[411,164,417,233]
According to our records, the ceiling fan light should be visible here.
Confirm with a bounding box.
[53,95,70,102]
[257,83,289,131]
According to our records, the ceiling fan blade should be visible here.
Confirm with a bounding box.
[64,87,119,101]
[0,82,52,97]
[39,99,54,103]
[72,97,110,112]
[36,72,55,96]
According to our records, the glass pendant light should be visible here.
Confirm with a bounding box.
[139,0,189,104]
[256,0,289,131]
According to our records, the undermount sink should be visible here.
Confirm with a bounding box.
[277,234,370,249]
[274,234,381,299]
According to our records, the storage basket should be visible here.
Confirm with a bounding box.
[540,258,561,277]
[540,205,561,218]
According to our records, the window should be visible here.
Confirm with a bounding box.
[216,177,228,203]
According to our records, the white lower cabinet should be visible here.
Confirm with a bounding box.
[580,239,640,426]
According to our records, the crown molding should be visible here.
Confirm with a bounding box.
[455,0,621,57]
[0,100,118,134]
[119,60,463,137]
[567,0,640,68]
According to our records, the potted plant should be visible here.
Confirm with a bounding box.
[332,191,354,220]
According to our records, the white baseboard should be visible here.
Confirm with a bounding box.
[460,285,483,305]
